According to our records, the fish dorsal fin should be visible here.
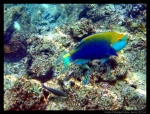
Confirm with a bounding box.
[74,43,81,50]
[75,38,85,48]
[70,39,86,55]
[74,33,98,50]
[73,38,86,51]
[107,47,118,56]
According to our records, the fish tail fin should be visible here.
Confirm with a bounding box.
[61,53,72,73]
[56,52,72,73]
[56,54,63,65]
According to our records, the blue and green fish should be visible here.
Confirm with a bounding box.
[56,32,128,85]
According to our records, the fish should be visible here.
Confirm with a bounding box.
[56,32,128,85]
[42,84,68,97]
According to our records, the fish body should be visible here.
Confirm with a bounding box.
[42,84,67,97]
[71,39,116,61]
[56,32,128,84]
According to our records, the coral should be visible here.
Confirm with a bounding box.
[61,39,70,47]
[79,4,116,23]
[4,5,31,44]
[56,4,83,26]
[4,38,27,62]
[123,20,146,34]
[4,74,17,91]
[30,4,61,34]
[25,36,56,82]
[48,27,146,110]
[3,4,146,110]
[116,4,146,34]
[4,76,48,110]
[122,85,146,110]
[44,77,124,110]
[4,55,30,76]
[27,54,54,81]
[127,4,146,18]
[137,23,146,34]
[59,18,96,39]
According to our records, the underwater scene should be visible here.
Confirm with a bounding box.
[4,4,146,110]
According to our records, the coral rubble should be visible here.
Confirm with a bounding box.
[4,4,146,110]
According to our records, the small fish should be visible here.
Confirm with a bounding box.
[56,32,128,85]
[42,84,67,97]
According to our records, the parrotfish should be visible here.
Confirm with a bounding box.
[56,32,128,85]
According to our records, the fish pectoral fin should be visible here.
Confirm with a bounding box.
[73,59,90,65]
[74,39,85,49]
[82,70,91,85]
[107,47,118,56]
[82,64,91,70]
[101,58,109,64]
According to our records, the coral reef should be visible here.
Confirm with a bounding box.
[42,26,146,110]
[30,4,61,34]
[4,55,30,77]
[4,76,48,110]
[127,4,146,18]
[25,36,56,82]
[4,4,146,111]
[46,17,146,110]
[122,71,146,110]
[4,38,27,62]
[116,4,146,34]
[4,5,31,44]
[4,74,17,92]
[59,18,96,39]
[79,4,116,22]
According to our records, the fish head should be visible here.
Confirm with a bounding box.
[111,35,129,52]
